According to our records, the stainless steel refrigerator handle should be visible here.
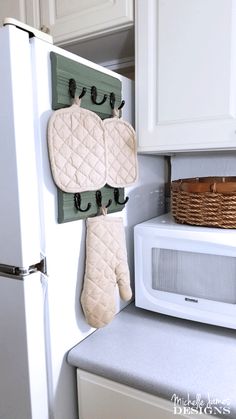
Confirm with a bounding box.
[0,257,47,280]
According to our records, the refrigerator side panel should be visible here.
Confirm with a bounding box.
[0,276,31,419]
[0,273,49,419]
[23,272,49,419]
[30,39,113,419]
[30,38,166,419]
[0,25,41,267]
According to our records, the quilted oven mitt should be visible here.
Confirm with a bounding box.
[81,214,132,328]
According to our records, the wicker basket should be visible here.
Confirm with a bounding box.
[171,177,236,228]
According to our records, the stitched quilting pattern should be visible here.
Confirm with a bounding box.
[48,105,106,193]
[81,216,132,328]
[48,103,138,193]
[104,118,138,187]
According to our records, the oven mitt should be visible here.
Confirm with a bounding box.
[81,214,132,328]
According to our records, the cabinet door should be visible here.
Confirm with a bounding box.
[40,0,134,45]
[136,0,236,153]
[0,0,40,28]
[76,370,213,419]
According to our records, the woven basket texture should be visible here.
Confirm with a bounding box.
[171,177,236,229]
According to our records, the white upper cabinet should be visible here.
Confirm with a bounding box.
[136,0,236,153]
[0,1,133,45]
[0,0,40,27]
[40,0,134,45]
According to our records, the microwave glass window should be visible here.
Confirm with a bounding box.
[152,248,236,304]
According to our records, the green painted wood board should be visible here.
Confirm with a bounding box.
[50,52,122,119]
[50,52,126,223]
[58,186,125,223]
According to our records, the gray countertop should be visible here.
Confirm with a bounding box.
[67,304,236,417]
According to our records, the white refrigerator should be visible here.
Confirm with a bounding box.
[0,20,166,419]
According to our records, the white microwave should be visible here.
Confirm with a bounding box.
[134,213,236,329]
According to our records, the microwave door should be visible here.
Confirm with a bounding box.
[134,214,236,329]
[152,248,236,305]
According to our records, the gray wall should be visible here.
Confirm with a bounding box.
[171,152,236,180]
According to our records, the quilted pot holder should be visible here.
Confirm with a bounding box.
[48,99,138,192]
[47,98,106,193]
[104,111,138,188]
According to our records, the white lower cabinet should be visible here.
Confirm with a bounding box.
[76,369,212,419]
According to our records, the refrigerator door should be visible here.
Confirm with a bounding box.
[0,24,49,419]
[0,272,48,419]
[0,24,42,268]
[0,20,135,419]
[30,36,134,419]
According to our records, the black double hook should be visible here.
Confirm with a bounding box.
[110,92,125,111]
[96,190,112,208]
[91,86,107,105]
[74,193,91,212]
[114,188,129,205]
[68,79,125,111]
[74,188,128,215]
[69,79,87,99]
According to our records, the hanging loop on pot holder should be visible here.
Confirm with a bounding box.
[112,107,120,118]
[100,206,108,216]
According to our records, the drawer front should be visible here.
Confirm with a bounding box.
[76,369,212,419]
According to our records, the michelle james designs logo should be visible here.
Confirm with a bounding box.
[171,393,231,416]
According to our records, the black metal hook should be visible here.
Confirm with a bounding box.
[74,193,91,212]
[96,190,112,208]
[69,79,87,99]
[118,99,125,110]
[110,92,116,109]
[79,87,87,99]
[91,86,107,105]
[110,92,125,110]
[69,78,76,98]
[114,188,129,205]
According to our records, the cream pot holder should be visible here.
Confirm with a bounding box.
[47,98,138,193]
